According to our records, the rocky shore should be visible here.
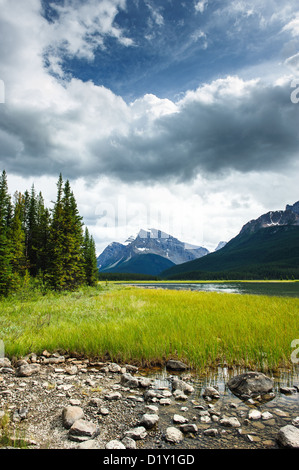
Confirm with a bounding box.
[0,353,299,449]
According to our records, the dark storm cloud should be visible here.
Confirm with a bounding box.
[85,79,299,183]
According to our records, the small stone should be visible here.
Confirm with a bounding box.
[220,416,241,428]
[160,398,171,406]
[180,424,198,433]
[100,407,109,416]
[145,405,159,414]
[173,414,188,424]
[65,365,78,375]
[279,386,297,394]
[165,427,184,443]
[172,378,194,394]
[124,426,147,440]
[105,392,122,401]
[248,409,262,420]
[122,437,137,449]
[16,364,40,377]
[203,428,218,437]
[292,417,299,426]
[106,440,126,449]
[77,440,98,449]
[173,390,188,400]
[108,363,122,373]
[261,411,273,421]
[139,413,159,429]
[89,398,101,407]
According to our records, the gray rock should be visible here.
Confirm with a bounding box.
[77,440,98,449]
[165,427,184,443]
[277,425,299,448]
[68,419,99,441]
[124,426,147,440]
[105,392,122,400]
[62,406,84,429]
[166,360,188,371]
[120,373,139,388]
[227,372,274,398]
[139,413,159,429]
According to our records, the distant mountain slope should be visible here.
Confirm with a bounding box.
[162,201,299,280]
[99,253,175,276]
[97,228,209,275]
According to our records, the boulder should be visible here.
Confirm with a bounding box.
[227,372,274,398]
[277,425,299,448]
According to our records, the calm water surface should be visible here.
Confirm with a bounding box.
[128,281,299,298]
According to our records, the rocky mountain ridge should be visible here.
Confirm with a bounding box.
[97,228,209,272]
[240,201,299,236]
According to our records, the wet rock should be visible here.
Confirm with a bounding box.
[68,419,99,442]
[165,427,184,443]
[172,377,194,395]
[202,386,220,399]
[248,409,262,420]
[173,390,188,400]
[220,416,241,428]
[279,386,297,394]
[139,413,159,429]
[277,425,299,448]
[62,406,84,429]
[106,440,126,449]
[261,411,273,421]
[227,372,274,399]
[292,417,299,426]
[180,423,198,433]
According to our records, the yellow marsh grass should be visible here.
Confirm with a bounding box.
[1,286,298,370]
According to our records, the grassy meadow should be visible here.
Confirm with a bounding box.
[0,282,298,371]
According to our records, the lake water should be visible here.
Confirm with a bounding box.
[128,281,299,298]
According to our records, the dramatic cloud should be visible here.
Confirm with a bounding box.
[1,0,299,253]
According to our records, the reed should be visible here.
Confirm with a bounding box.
[1,284,298,371]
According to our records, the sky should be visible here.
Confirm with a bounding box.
[0,0,299,255]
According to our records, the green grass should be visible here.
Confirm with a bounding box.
[0,283,298,371]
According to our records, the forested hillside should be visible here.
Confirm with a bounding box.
[0,171,98,296]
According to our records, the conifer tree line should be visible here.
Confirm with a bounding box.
[0,170,99,296]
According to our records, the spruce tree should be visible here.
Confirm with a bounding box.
[83,227,99,286]
[47,175,85,290]
[0,171,13,295]
[10,191,27,285]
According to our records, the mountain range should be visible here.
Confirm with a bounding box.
[97,228,209,276]
[162,201,299,280]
